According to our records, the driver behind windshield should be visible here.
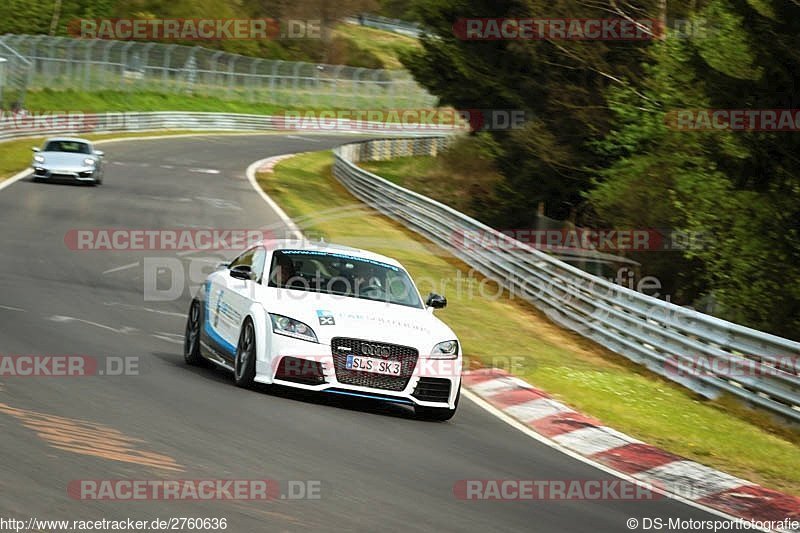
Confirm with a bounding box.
[352,265,383,298]
[45,141,91,154]
[270,252,297,287]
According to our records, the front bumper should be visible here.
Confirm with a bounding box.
[33,166,98,182]
[255,333,461,409]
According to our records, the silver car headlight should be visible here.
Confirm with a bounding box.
[83,158,96,166]
[269,313,318,343]
[431,340,459,359]
[34,155,45,163]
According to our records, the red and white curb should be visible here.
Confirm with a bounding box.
[256,153,297,174]
[463,369,800,531]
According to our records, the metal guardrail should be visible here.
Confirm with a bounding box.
[0,111,456,142]
[332,137,800,423]
[0,34,436,108]
[344,15,426,38]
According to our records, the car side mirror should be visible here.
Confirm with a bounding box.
[426,293,447,309]
[32,147,40,152]
[94,150,104,157]
[230,265,254,281]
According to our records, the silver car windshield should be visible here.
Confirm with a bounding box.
[44,141,91,154]
[267,249,423,309]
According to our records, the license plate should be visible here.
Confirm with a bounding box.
[346,355,402,376]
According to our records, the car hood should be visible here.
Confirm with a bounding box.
[263,288,457,351]
[40,151,94,168]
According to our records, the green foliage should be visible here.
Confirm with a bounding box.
[0,0,401,67]
[0,0,115,35]
[333,23,420,69]
[376,0,418,20]
[590,2,800,337]
[695,0,762,80]
[404,0,800,338]
[400,0,665,222]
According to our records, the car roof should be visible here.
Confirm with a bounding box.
[44,137,92,144]
[262,238,404,268]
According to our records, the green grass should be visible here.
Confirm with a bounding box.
[359,136,505,219]
[361,155,438,186]
[259,151,800,496]
[333,23,421,70]
[23,89,292,114]
[19,88,440,118]
[20,73,429,111]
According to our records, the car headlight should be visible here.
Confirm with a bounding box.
[83,158,96,166]
[33,155,45,163]
[269,313,318,343]
[431,340,459,359]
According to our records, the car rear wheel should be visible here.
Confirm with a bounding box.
[415,385,460,421]
[184,300,205,366]
[234,319,257,388]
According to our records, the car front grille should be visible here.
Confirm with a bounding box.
[412,377,452,403]
[331,337,418,391]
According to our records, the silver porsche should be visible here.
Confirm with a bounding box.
[32,137,105,185]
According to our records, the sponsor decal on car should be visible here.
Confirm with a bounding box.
[316,310,335,325]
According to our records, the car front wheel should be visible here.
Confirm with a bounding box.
[184,300,205,366]
[234,319,257,388]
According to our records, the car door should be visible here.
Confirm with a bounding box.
[208,246,266,362]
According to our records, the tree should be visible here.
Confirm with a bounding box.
[401,0,668,223]
[591,0,800,337]
[275,0,378,62]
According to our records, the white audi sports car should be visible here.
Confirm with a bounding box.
[184,239,462,420]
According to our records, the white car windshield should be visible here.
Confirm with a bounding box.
[44,140,91,154]
[267,249,423,309]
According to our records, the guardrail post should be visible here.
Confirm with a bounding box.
[250,58,263,102]
[120,41,134,90]
[182,46,199,94]
[352,68,365,108]
[269,60,282,104]
[82,39,96,90]
[226,54,237,98]
[331,64,344,108]
[311,64,322,108]
[29,35,45,85]
[140,42,155,88]
[47,36,59,83]
[291,62,302,106]
[162,44,176,91]
[100,40,113,90]
[209,50,223,98]
[65,38,78,88]
[371,69,382,108]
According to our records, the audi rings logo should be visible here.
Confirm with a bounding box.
[360,343,390,357]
